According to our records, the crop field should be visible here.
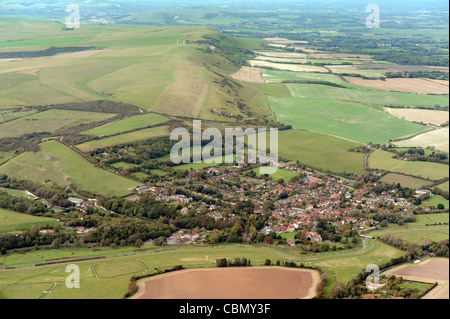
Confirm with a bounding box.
[385,108,449,126]
[326,66,388,78]
[269,97,430,144]
[0,240,403,299]
[39,140,139,197]
[379,173,431,189]
[249,60,328,73]
[0,208,57,233]
[0,109,116,139]
[344,77,450,95]
[382,258,449,299]
[132,267,320,299]
[263,69,346,85]
[77,126,170,152]
[277,129,365,175]
[368,150,449,181]
[82,113,168,137]
[286,83,449,107]
[393,127,449,153]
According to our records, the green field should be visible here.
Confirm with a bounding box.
[82,113,168,136]
[286,83,449,107]
[368,150,449,181]
[421,196,450,210]
[371,224,449,246]
[0,208,57,233]
[277,129,365,175]
[76,126,170,152]
[413,214,449,226]
[380,173,431,189]
[253,167,298,183]
[0,240,403,299]
[269,97,430,144]
[0,109,116,139]
[436,181,449,193]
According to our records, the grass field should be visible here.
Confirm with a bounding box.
[0,109,116,138]
[385,108,449,126]
[0,208,57,233]
[39,140,139,197]
[368,150,449,181]
[82,113,168,136]
[269,97,430,144]
[253,167,298,183]
[286,83,449,107]
[436,181,449,193]
[413,214,449,226]
[277,130,365,175]
[394,127,449,153]
[371,224,449,246]
[0,240,403,299]
[76,126,170,152]
[380,173,431,189]
[421,196,450,210]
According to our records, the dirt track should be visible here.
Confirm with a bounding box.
[131,267,321,299]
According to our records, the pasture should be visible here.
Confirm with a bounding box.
[82,113,168,137]
[40,140,139,197]
[379,173,431,189]
[263,69,346,85]
[269,97,430,144]
[277,130,365,175]
[0,208,57,233]
[76,126,170,152]
[368,150,449,181]
[286,83,449,107]
[249,60,328,73]
[0,240,403,299]
[0,109,115,139]
[421,196,449,210]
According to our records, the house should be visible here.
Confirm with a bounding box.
[286,239,296,247]
[68,197,85,207]
[306,231,322,242]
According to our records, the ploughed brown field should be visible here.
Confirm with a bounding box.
[131,267,321,299]
[383,258,449,299]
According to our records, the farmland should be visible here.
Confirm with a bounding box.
[368,150,449,181]
[0,208,57,233]
[269,97,430,144]
[253,167,299,183]
[385,108,449,126]
[82,113,168,137]
[0,240,403,299]
[394,128,449,153]
[379,174,431,189]
[76,126,170,152]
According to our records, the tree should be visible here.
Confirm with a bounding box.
[263,236,274,245]
[1,247,6,255]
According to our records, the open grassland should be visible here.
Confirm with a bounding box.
[368,150,449,181]
[421,196,449,210]
[393,127,449,153]
[385,108,449,126]
[326,66,388,78]
[0,240,402,299]
[39,140,139,197]
[77,126,170,152]
[82,113,168,137]
[0,151,15,165]
[0,109,115,139]
[263,69,345,85]
[277,130,365,175]
[231,66,265,83]
[286,83,449,107]
[344,77,450,95]
[269,97,430,144]
[0,208,57,233]
[0,109,37,122]
[379,173,431,189]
